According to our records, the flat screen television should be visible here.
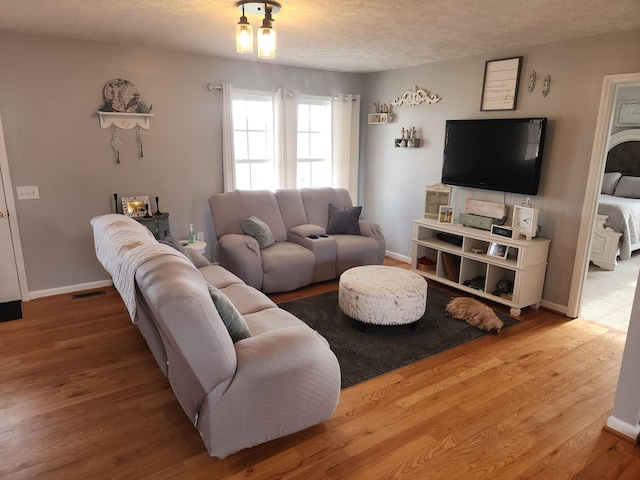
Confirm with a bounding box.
[441,117,548,195]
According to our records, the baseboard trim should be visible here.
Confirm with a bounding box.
[385,250,410,263]
[540,300,568,316]
[605,415,640,443]
[29,279,113,300]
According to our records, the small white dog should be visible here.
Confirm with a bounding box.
[445,297,504,333]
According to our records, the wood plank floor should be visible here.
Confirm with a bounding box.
[1,259,639,479]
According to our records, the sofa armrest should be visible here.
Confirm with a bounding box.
[358,219,386,263]
[358,219,383,239]
[215,234,264,290]
[198,325,341,457]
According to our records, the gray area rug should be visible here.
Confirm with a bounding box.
[278,288,517,389]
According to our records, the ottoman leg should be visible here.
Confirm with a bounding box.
[409,320,419,330]
[360,322,368,333]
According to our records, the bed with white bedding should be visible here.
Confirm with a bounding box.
[591,134,640,270]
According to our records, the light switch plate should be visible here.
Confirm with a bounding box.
[16,186,40,200]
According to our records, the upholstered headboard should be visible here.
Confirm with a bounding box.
[605,140,640,176]
[606,130,640,176]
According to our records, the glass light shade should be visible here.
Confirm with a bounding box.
[257,26,276,59]
[236,19,253,54]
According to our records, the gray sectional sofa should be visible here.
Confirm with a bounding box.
[91,214,340,458]
[208,187,385,293]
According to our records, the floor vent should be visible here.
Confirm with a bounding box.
[72,290,106,300]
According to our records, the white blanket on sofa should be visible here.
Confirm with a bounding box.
[91,214,188,322]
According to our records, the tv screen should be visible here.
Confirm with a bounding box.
[441,118,548,195]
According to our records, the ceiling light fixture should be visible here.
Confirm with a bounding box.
[234,1,281,59]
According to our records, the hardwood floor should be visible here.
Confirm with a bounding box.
[1,259,639,479]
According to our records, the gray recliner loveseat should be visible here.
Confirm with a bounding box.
[208,187,385,293]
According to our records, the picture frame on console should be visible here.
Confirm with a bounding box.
[480,56,522,111]
[438,205,454,224]
[121,195,149,217]
[488,242,509,259]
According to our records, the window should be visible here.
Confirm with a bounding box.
[232,91,276,190]
[228,88,358,195]
[297,96,332,188]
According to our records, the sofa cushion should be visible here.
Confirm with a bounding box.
[602,172,622,195]
[206,283,252,342]
[327,204,362,235]
[289,224,326,237]
[242,215,275,249]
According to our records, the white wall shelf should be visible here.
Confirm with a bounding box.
[97,111,153,130]
[368,113,392,124]
[395,138,420,148]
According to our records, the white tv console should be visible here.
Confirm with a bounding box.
[411,218,550,316]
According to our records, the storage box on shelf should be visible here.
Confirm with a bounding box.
[411,218,550,316]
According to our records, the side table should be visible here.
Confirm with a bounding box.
[182,240,207,255]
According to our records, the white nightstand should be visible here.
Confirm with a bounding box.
[181,240,207,255]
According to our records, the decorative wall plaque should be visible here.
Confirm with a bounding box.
[391,86,441,107]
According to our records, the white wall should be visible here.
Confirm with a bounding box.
[0,32,362,295]
[360,28,640,310]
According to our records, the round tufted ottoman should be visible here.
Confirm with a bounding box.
[338,265,428,329]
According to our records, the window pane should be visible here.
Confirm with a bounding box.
[232,92,276,191]
[297,134,310,160]
[234,131,248,160]
[235,163,251,190]
[297,161,311,188]
[309,132,328,159]
[298,104,310,131]
[311,160,331,187]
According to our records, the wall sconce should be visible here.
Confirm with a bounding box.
[235,1,281,59]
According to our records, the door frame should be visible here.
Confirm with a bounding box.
[567,72,640,318]
[0,113,29,301]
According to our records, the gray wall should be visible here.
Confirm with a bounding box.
[1,28,640,310]
[360,29,640,310]
[0,32,361,295]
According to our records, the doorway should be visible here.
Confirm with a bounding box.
[0,112,28,320]
[569,72,640,322]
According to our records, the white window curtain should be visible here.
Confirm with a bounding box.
[277,89,299,188]
[332,94,361,201]
[221,83,236,192]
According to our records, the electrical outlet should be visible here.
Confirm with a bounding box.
[16,186,40,200]
[196,232,204,242]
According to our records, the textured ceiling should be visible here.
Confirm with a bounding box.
[1,0,640,73]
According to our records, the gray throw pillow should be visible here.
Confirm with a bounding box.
[326,203,362,235]
[601,172,622,195]
[159,236,211,268]
[206,283,252,343]
[613,176,640,199]
[183,248,211,268]
[242,215,275,248]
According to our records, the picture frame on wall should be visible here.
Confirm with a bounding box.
[480,56,522,111]
[438,205,454,224]
[614,100,640,127]
[121,195,149,217]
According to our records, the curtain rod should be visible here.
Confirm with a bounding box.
[207,84,223,91]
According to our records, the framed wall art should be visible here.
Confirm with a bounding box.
[121,195,149,217]
[614,100,640,127]
[480,56,522,111]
